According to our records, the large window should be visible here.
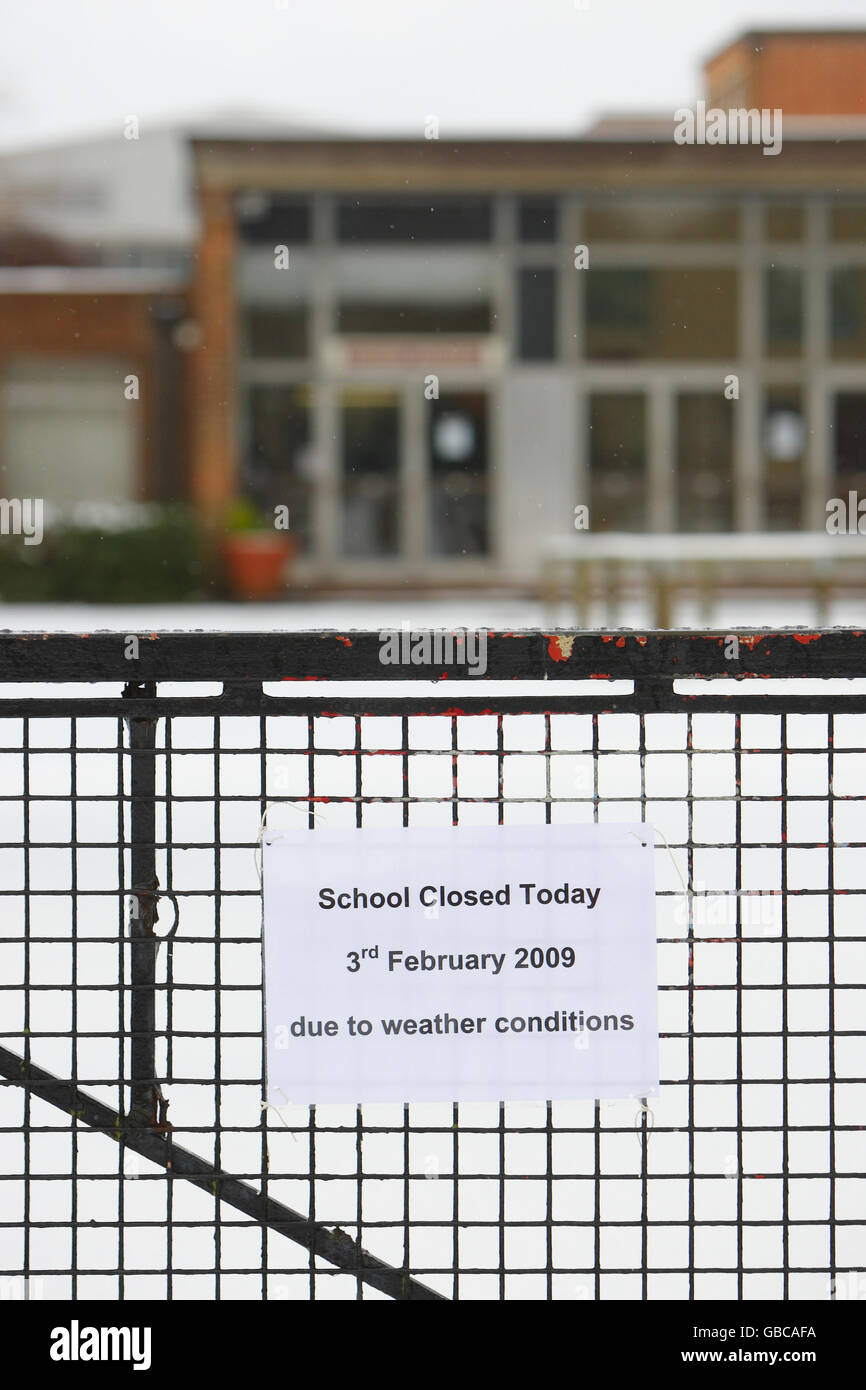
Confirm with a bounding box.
[246,385,314,550]
[336,303,491,334]
[337,197,492,243]
[517,197,558,243]
[584,200,739,242]
[765,268,803,358]
[585,269,738,360]
[831,268,866,358]
[517,268,557,360]
[236,194,311,245]
[830,205,866,242]
[244,308,309,359]
[333,248,494,338]
[588,394,647,532]
[676,393,734,531]
[585,269,651,358]
[765,203,805,242]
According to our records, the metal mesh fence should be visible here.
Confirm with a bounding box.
[0,631,863,1301]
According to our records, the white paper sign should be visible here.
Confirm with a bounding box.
[262,823,659,1104]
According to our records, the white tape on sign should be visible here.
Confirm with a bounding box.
[262,823,659,1104]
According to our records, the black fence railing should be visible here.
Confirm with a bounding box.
[0,629,863,1301]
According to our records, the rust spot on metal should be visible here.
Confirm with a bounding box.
[335,635,353,647]
[151,1088,172,1134]
[794,633,821,644]
[616,636,626,648]
[547,635,575,662]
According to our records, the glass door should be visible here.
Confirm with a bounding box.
[339,388,401,558]
[334,384,492,568]
[245,384,314,551]
[427,391,489,556]
[675,391,734,531]
[587,391,647,531]
[831,390,866,501]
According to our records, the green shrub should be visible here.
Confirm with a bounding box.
[0,540,56,601]
[224,496,269,532]
[0,504,206,604]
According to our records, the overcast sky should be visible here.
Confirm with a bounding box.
[1,0,865,150]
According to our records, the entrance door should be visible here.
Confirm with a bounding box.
[587,391,647,531]
[339,388,401,557]
[335,384,490,568]
[831,390,866,501]
[675,391,734,531]
[427,391,489,556]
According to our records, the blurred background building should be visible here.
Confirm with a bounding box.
[1,28,866,595]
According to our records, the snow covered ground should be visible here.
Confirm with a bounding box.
[0,588,863,633]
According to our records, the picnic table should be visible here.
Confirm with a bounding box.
[541,531,866,627]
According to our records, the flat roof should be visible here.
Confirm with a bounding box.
[190,133,866,196]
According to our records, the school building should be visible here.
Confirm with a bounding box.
[3,30,866,588]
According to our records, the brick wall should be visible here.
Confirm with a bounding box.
[707,31,866,117]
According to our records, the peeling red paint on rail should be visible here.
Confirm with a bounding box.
[546,635,576,662]
[442,707,502,716]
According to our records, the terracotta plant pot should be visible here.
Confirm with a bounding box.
[222,532,296,599]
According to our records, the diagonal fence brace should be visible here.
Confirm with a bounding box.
[0,1043,446,1302]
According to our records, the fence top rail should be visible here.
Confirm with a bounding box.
[0,628,863,683]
